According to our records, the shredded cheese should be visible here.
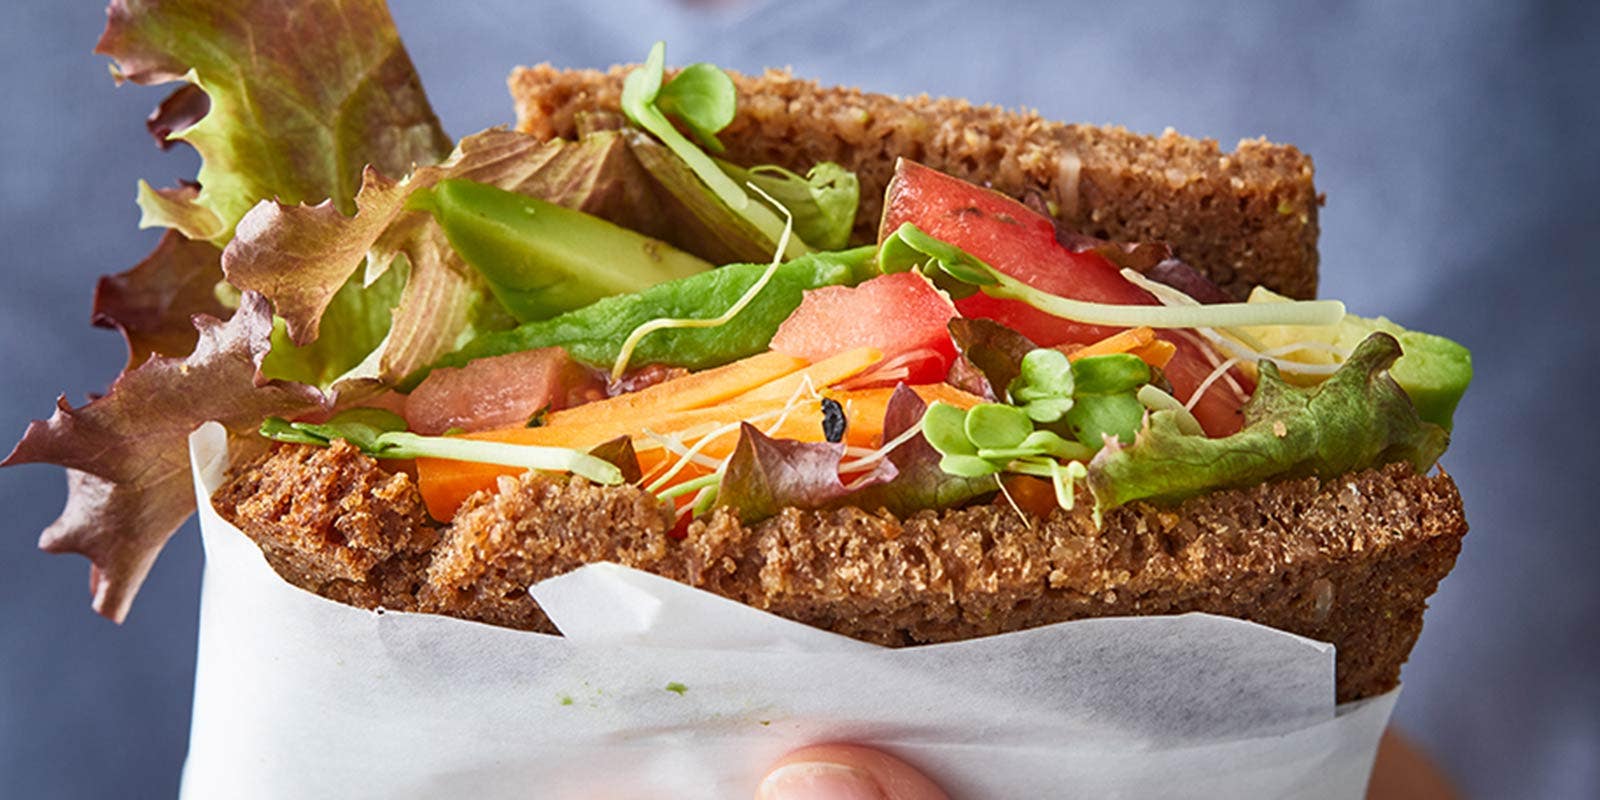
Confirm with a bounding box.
[1122,268,1354,378]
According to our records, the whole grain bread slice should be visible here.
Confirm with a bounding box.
[508,64,1322,300]
[216,445,1464,703]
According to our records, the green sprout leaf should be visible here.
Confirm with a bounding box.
[260,409,623,485]
[720,162,860,251]
[621,42,809,258]
[880,223,1345,329]
[978,430,1092,462]
[1016,349,1074,398]
[1064,393,1147,449]
[939,454,1002,478]
[260,407,407,452]
[1057,354,1153,448]
[655,62,737,152]
[1008,348,1077,422]
[964,403,1033,450]
[1071,354,1151,394]
[921,401,977,456]
[879,222,1000,286]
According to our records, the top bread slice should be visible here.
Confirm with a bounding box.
[509,64,1322,300]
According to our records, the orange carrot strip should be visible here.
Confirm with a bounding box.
[416,382,984,520]
[730,347,883,404]
[825,384,984,446]
[1128,339,1177,369]
[542,350,807,428]
[1064,326,1156,361]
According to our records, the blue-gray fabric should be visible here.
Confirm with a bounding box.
[2,1,1595,797]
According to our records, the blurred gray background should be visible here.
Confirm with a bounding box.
[3,1,1596,797]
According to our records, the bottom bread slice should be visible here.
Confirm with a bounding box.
[215,443,1466,702]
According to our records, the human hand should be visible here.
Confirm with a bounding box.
[754,729,1457,799]
[754,744,949,800]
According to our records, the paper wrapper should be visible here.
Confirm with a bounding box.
[181,422,1396,798]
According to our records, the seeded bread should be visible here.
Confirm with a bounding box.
[216,445,1464,703]
[508,64,1321,300]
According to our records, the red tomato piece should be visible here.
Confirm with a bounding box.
[879,159,1249,436]
[403,347,605,435]
[769,272,958,385]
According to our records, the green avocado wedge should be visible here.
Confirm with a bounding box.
[1381,330,1472,430]
[411,178,713,323]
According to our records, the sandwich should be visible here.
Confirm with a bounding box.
[9,0,1469,709]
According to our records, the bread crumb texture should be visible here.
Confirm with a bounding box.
[219,444,1463,702]
[508,64,1321,300]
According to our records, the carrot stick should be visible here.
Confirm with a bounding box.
[1057,326,1174,369]
[730,346,882,404]
[1064,326,1156,361]
[542,350,807,428]
[1128,339,1177,369]
[416,381,984,521]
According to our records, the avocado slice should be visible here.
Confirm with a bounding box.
[1388,330,1472,430]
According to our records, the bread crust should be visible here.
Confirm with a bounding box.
[508,64,1321,300]
[217,445,1464,702]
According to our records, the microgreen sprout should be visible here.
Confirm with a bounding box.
[880,222,1346,330]
[1007,348,1075,422]
[920,345,1168,513]
[621,42,808,258]
[260,410,624,485]
[921,400,1095,488]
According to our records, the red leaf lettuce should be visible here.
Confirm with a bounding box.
[5,294,325,621]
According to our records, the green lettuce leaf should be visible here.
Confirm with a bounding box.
[258,261,408,388]
[718,162,860,252]
[1237,286,1474,429]
[96,0,452,243]
[4,294,325,622]
[428,247,876,379]
[1086,333,1450,510]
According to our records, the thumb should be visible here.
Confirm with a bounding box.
[755,744,951,800]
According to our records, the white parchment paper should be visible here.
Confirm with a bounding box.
[181,422,1395,799]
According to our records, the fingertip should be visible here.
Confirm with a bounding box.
[756,744,950,800]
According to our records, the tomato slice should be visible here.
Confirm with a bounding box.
[880,159,1249,435]
[770,272,958,385]
[403,347,603,435]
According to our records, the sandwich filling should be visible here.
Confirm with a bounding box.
[8,3,1470,638]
